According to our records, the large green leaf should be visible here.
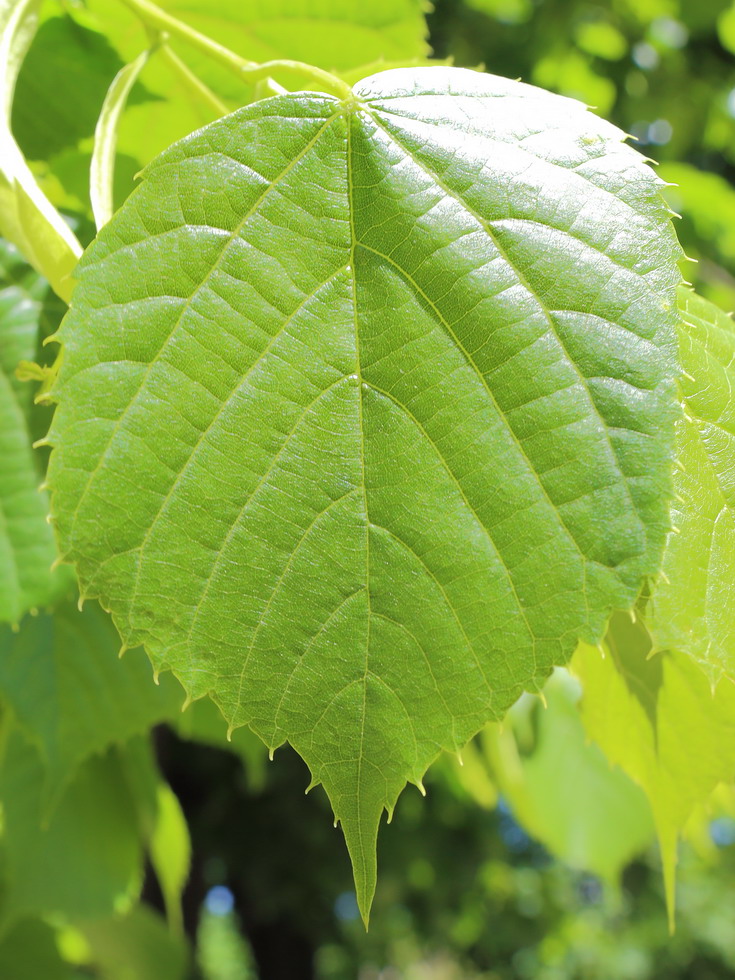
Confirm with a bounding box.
[0,600,182,807]
[48,67,681,918]
[644,290,735,681]
[573,613,735,923]
[0,731,145,925]
[0,239,72,623]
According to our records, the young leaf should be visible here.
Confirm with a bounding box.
[482,670,654,882]
[644,290,735,682]
[148,783,191,934]
[80,906,190,980]
[0,239,72,623]
[0,600,182,808]
[573,613,735,924]
[0,0,81,300]
[48,67,681,919]
[91,49,151,230]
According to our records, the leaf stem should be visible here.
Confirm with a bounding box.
[114,0,352,99]
[158,43,230,116]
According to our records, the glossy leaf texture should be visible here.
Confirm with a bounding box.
[573,613,735,924]
[0,238,72,623]
[0,600,182,808]
[644,289,735,682]
[48,67,681,918]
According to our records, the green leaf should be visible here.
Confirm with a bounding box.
[644,290,735,682]
[80,907,190,980]
[482,670,654,882]
[48,67,681,919]
[149,783,191,934]
[573,613,735,924]
[164,0,430,70]
[0,919,81,980]
[0,0,81,299]
[12,14,131,163]
[0,731,145,924]
[0,240,72,624]
[0,599,182,807]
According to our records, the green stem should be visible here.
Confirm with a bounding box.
[115,0,352,99]
[159,43,230,116]
[240,60,352,100]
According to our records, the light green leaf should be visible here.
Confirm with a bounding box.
[80,906,190,980]
[48,67,681,919]
[482,670,654,882]
[573,613,735,924]
[149,783,191,934]
[91,49,151,230]
[0,239,72,624]
[644,290,735,681]
[0,599,182,808]
[0,731,145,925]
[718,1,735,54]
[0,0,81,299]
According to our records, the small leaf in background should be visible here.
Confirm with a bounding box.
[573,613,735,924]
[149,783,192,934]
[90,49,151,230]
[0,238,73,623]
[0,732,145,925]
[480,670,655,882]
[645,290,735,682]
[0,600,182,808]
[81,906,190,980]
[48,66,681,918]
[0,0,81,299]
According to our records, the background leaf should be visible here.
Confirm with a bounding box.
[0,732,145,925]
[573,613,735,922]
[0,600,182,808]
[0,238,72,623]
[480,670,655,882]
[644,289,735,681]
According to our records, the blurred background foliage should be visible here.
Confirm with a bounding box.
[429,0,735,311]
[2,0,735,976]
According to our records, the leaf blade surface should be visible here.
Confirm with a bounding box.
[48,67,681,917]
